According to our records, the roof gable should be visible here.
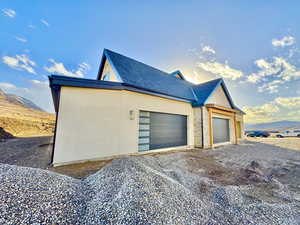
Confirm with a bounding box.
[97,49,196,101]
[170,70,186,80]
[95,49,243,113]
[206,85,232,108]
[192,78,235,108]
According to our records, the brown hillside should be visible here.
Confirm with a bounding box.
[0,90,55,138]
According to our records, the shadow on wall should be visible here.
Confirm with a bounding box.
[0,127,14,140]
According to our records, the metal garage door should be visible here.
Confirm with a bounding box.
[213,117,230,144]
[138,111,187,152]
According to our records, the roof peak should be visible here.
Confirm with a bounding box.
[103,49,193,85]
[200,77,222,84]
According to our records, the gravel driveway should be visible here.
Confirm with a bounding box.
[247,137,300,151]
[0,139,300,224]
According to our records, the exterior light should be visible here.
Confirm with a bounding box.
[129,110,135,120]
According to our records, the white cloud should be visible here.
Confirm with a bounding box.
[0,80,53,112]
[2,54,36,74]
[0,82,17,89]
[76,62,91,77]
[274,96,300,109]
[2,9,16,18]
[202,45,216,54]
[15,37,27,43]
[258,79,284,94]
[40,19,50,27]
[197,61,243,80]
[246,57,300,83]
[243,96,300,123]
[243,103,280,123]
[30,80,49,87]
[44,59,90,78]
[246,73,260,83]
[28,24,36,29]
[272,36,295,47]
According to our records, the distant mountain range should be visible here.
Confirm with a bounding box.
[0,88,55,138]
[0,89,44,111]
[246,120,300,131]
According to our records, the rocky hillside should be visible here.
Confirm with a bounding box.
[0,89,55,138]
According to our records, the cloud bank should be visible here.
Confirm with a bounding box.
[2,9,16,18]
[2,54,36,74]
[44,59,90,78]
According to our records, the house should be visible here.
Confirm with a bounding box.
[49,49,245,166]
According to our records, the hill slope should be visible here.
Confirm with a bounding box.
[0,89,55,138]
[246,120,300,131]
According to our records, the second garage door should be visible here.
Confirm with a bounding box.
[213,117,230,144]
[138,111,187,151]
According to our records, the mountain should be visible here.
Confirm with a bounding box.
[245,120,300,131]
[0,88,55,138]
[0,89,44,111]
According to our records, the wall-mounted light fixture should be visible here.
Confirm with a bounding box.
[129,110,135,120]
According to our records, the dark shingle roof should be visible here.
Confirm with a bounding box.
[97,49,244,111]
[192,78,223,107]
[101,49,196,101]
[49,49,244,113]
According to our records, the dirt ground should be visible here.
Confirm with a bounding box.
[247,137,300,151]
[1,136,300,180]
[51,138,300,179]
[1,137,299,224]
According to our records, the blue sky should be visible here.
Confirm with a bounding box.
[1,1,300,123]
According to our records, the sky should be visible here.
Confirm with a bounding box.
[0,1,300,124]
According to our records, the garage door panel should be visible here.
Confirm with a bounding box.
[138,111,187,151]
[213,117,230,144]
[150,112,187,150]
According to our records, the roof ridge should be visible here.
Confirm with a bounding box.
[105,49,170,75]
[104,49,193,86]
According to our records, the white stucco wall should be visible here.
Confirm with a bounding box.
[206,86,231,108]
[101,60,120,82]
[54,87,194,165]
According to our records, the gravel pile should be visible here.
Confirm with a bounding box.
[82,156,299,225]
[0,164,86,225]
[1,141,300,224]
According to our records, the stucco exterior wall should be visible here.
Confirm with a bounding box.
[54,87,194,165]
[101,60,120,82]
[206,86,231,108]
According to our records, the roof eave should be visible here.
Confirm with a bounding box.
[48,75,194,108]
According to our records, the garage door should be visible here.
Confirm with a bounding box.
[213,117,230,144]
[138,111,187,152]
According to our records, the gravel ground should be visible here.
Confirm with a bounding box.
[0,139,300,224]
[247,137,300,151]
[0,164,86,225]
[0,136,53,168]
